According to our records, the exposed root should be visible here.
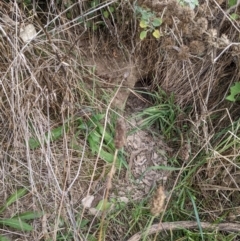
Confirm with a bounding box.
[127,221,240,241]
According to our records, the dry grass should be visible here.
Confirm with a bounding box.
[0,0,240,240]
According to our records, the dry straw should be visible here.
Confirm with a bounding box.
[98,117,126,241]
[114,117,126,149]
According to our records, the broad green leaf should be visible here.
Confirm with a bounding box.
[92,24,98,31]
[92,113,105,122]
[88,135,99,153]
[189,0,199,9]
[152,29,161,39]
[91,0,100,8]
[77,122,87,130]
[88,136,115,163]
[140,30,147,40]
[152,18,162,27]
[228,0,237,8]
[0,235,10,241]
[96,199,111,211]
[112,198,127,209]
[109,6,114,13]
[29,125,67,149]
[139,19,148,28]
[0,218,33,231]
[28,137,40,149]
[49,126,65,141]
[103,10,109,18]
[96,122,112,141]
[230,13,239,20]
[226,82,240,102]
[90,130,102,142]
[141,11,153,21]
[76,219,89,228]
[14,211,43,220]
[99,149,114,163]
[0,188,27,214]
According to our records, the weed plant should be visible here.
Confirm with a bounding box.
[135,88,181,139]
[0,188,42,241]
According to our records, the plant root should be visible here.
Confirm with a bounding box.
[127,221,240,241]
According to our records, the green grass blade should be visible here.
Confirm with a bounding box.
[14,211,43,220]
[0,188,27,214]
[0,218,33,231]
[187,189,204,240]
[48,125,66,142]
[100,149,114,163]
[28,137,40,149]
[0,235,11,241]
[29,125,67,150]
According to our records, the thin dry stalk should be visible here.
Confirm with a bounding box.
[98,117,126,241]
[127,221,240,241]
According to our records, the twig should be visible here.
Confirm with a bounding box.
[98,149,119,241]
[127,221,240,241]
[98,117,126,240]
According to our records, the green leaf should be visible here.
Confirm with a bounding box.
[96,123,114,147]
[0,235,10,241]
[103,10,109,18]
[187,190,204,240]
[141,11,153,21]
[189,0,199,9]
[230,13,239,20]
[0,188,27,214]
[96,199,111,211]
[88,134,100,153]
[14,211,43,220]
[152,29,161,39]
[152,18,162,27]
[29,125,67,149]
[91,0,100,8]
[88,136,115,163]
[76,219,89,228]
[226,82,240,102]
[109,6,114,13]
[140,30,147,40]
[0,218,33,231]
[139,19,148,28]
[99,149,114,163]
[92,24,98,31]
[228,0,237,8]
[49,126,65,142]
[28,137,40,149]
